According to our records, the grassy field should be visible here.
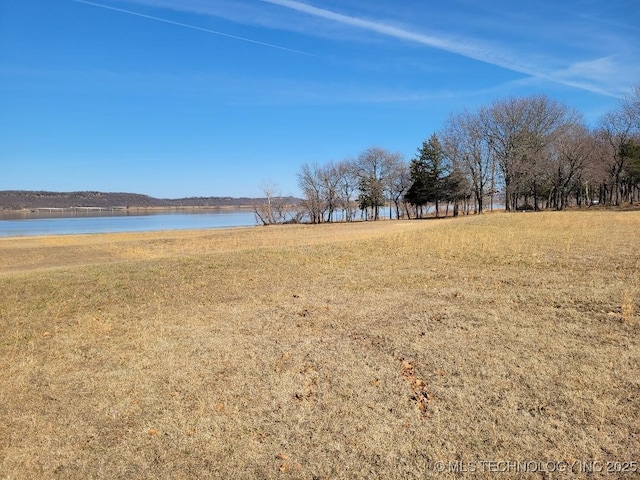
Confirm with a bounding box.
[1,211,639,479]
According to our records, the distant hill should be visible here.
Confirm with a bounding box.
[0,191,300,210]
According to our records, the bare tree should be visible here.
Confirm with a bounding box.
[298,160,361,223]
[320,162,343,222]
[550,123,597,209]
[597,109,637,205]
[297,163,327,224]
[336,159,359,222]
[481,95,578,211]
[354,147,400,220]
[623,84,640,130]
[386,160,411,219]
[253,181,296,225]
[442,110,494,213]
[596,86,640,205]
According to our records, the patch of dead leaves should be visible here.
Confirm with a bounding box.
[401,359,432,417]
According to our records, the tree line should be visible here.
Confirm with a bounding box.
[255,86,640,224]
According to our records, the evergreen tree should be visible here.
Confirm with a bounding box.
[357,176,385,219]
[406,134,450,217]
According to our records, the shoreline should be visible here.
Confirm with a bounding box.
[0,204,256,220]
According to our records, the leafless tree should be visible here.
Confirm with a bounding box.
[550,123,597,209]
[595,85,640,205]
[442,109,495,213]
[298,160,361,223]
[481,95,578,211]
[319,161,343,222]
[297,162,327,224]
[597,109,637,205]
[253,181,297,225]
[354,147,401,220]
[335,159,359,222]
[623,84,640,130]
[385,159,410,219]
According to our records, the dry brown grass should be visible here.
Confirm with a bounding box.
[1,211,639,479]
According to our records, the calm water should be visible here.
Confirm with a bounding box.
[0,210,258,237]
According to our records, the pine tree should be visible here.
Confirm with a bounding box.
[406,134,450,217]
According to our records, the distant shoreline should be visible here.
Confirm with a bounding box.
[0,205,257,220]
[0,190,302,218]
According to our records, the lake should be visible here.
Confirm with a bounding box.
[0,209,258,237]
[0,205,505,237]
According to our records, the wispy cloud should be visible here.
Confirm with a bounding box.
[93,0,635,98]
[259,0,626,97]
[71,0,314,56]
[552,57,639,98]
[126,0,541,77]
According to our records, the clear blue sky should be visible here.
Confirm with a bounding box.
[1,0,638,198]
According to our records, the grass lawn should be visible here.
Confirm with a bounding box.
[1,211,639,478]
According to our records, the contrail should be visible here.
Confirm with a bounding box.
[71,0,314,56]
[261,0,516,72]
[259,0,617,97]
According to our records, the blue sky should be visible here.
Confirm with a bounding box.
[1,0,638,198]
